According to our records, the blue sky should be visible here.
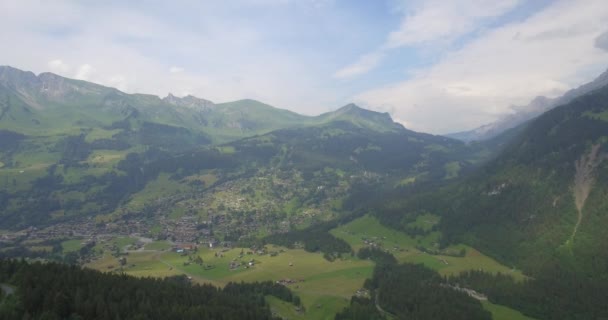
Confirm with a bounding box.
[1,0,608,133]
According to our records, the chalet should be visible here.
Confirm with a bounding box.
[208,239,219,248]
[174,243,196,252]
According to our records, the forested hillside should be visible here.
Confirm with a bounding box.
[365,84,608,319]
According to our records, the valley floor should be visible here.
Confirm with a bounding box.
[84,215,530,319]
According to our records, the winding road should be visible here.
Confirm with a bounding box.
[375,291,396,319]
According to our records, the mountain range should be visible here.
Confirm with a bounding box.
[0,65,402,145]
[0,66,484,231]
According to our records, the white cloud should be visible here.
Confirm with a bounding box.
[107,75,129,91]
[595,30,608,52]
[356,0,608,133]
[0,0,340,116]
[333,52,385,79]
[169,66,184,74]
[75,64,94,81]
[386,0,520,48]
[334,0,521,79]
[47,59,70,74]
[1,1,607,134]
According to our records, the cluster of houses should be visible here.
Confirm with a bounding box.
[355,288,371,298]
[162,215,201,243]
[361,236,384,248]
[276,278,304,286]
[1,216,154,246]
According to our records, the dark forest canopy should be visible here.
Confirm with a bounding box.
[0,259,298,320]
[336,255,491,320]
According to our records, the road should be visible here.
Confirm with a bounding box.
[1,283,15,295]
[375,291,397,319]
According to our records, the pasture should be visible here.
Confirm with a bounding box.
[85,215,530,319]
[87,243,373,319]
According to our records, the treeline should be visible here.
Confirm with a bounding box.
[0,259,296,320]
[448,267,608,319]
[264,220,353,261]
[368,263,491,320]
[336,250,490,320]
[356,247,396,265]
[334,296,384,320]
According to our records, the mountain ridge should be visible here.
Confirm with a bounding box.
[0,65,405,142]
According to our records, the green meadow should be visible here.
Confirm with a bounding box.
[86,215,530,319]
[88,243,373,319]
[482,301,537,320]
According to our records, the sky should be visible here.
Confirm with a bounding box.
[1,0,608,134]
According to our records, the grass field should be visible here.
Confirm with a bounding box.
[444,161,461,179]
[406,212,440,232]
[87,243,372,319]
[61,239,85,253]
[85,216,529,319]
[329,215,534,318]
[144,240,172,251]
[483,301,537,320]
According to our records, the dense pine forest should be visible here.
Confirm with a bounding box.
[0,260,298,320]
[336,250,491,320]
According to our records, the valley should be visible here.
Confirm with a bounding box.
[1,66,608,319]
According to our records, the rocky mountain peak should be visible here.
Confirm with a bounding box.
[162,93,215,110]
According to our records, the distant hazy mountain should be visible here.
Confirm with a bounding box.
[447,68,608,142]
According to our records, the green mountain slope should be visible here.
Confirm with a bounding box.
[0,66,303,145]
[315,103,403,133]
[0,66,492,233]
[378,84,608,277]
[0,66,403,147]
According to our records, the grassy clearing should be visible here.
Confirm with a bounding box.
[395,176,416,187]
[216,146,236,154]
[112,237,138,250]
[61,239,85,253]
[85,128,122,142]
[584,110,608,122]
[183,172,218,188]
[26,245,53,253]
[482,301,537,320]
[122,173,189,212]
[144,241,171,251]
[0,166,49,191]
[266,296,306,320]
[87,150,128,167]
[406,212,440,232]
[444,161,461,179]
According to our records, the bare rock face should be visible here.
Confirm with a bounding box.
[570,144,608,242]
[162,93,215,111]
[0,66,112,109]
